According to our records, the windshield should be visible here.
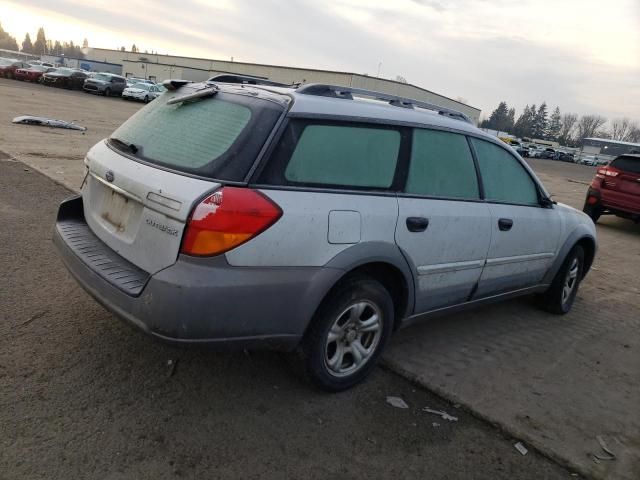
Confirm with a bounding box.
[94,73,112,81]
[109,88,284,180]
[30,65,48,72]
[0,58,13,66]
[134,83,150,91]
[53,68,74,77]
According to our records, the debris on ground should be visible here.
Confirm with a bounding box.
[423,407,458,422]
[12,115,87,131]
[514,442,528,456]
[432,422,440,428]
[386,396,409,409]
[166,359,178,376]
[590,435,616,463]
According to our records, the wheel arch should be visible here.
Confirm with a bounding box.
[543,226,597,284]
[310,242,416,332]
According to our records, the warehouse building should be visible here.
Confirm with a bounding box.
[581,138,640,157]
[82,47,481,123]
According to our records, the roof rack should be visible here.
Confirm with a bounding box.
[296,84,473,124]
[207,74,290,87]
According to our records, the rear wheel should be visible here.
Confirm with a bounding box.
[583,202,601,223]
[104,88,111,97]
[301,276,394,391]
[539,246,584,314]
[144,95,150,103]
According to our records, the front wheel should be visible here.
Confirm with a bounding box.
[144,95,150,103]
[104,88,111,97]
[301,276,394,391]
[539,246,584,315]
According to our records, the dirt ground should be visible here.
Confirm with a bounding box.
[0,159,572,479]
[0,78,141,191]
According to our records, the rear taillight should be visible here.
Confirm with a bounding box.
[597,167,619,178]
[180,187,282,256]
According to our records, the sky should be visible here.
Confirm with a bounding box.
[1,0,639,122]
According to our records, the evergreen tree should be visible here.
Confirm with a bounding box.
[485,101,512,132]
[0,22,19,51]
[507,108,516,133]
[514,105,535,138]
[548,107,562,141]
[53,40,62,55]
[532,103,548,139]
[131,44,138,53]
[82,38,89,48]
[21,33,33,53]
[33,27,47,54]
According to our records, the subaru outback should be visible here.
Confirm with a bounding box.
[54,79,597,391]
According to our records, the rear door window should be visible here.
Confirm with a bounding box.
[260,121,402,189]
[471,138,540,205]
[406,129,479,199]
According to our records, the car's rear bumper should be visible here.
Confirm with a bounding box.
[53,196,341,350]
[588,187,640,216]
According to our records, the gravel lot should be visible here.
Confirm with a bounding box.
[1,77,638,479]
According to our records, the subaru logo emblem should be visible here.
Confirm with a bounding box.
[105,170,115,182]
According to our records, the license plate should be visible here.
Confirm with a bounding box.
[100,189,132,232]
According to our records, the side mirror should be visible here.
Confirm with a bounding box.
[540,196,555,208]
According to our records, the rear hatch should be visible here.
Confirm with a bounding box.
[601,155,640,198]
[82,83,286,274]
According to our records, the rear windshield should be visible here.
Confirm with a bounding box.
[109,88,283,180]
[610,156,640,174]
[94,73,112,81]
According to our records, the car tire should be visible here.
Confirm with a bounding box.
[583,203,601,223]
[144,95,150,103]
[539,245,585,315]
[104,88,111,97]
[300,276,394,392]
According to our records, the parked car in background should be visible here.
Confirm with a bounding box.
[53,80,597,391]
[0,58,32,79]
[121,83,165,102]
[556,151,575,162]
[83,73,127,96]
[539,148,556,159]
[42,68,88,90]
[14,65,56,82]
[584,153,640,223]
[29,60,55,68]
[126,77,155,88]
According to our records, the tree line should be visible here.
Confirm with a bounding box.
[480,101,640,146]
[0,23,85,59]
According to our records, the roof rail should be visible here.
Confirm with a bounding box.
[207,74,290,87]
[295,83,473,124]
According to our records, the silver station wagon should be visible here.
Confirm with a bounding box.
[54,78,597,390]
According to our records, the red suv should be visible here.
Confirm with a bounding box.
[584,153,640,223]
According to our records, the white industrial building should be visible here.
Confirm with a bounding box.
[82,47,481,123]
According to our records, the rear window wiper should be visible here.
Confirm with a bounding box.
[166,85,219,105]
[110,137,139,154]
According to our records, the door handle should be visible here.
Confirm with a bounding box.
[406,217,429,232]
[498,218,513,231]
